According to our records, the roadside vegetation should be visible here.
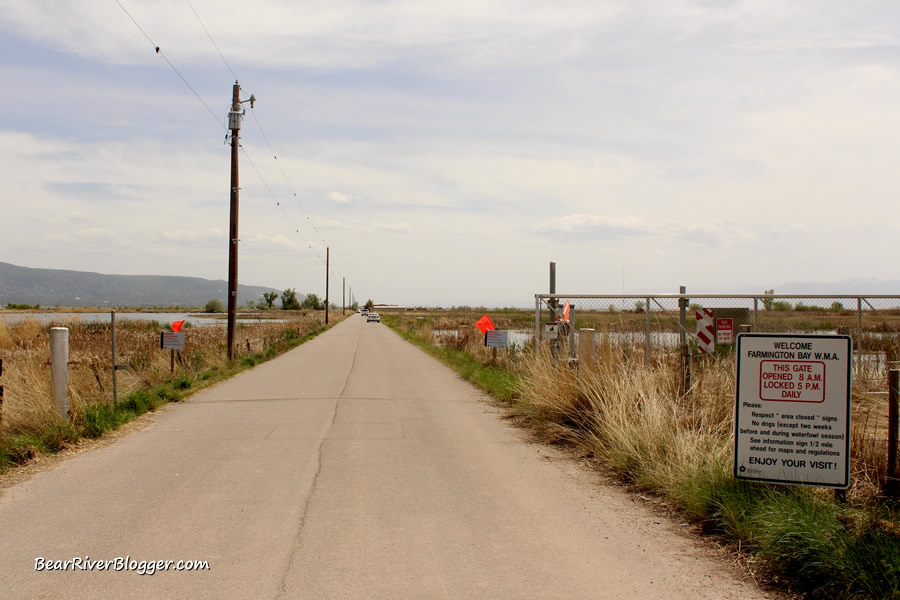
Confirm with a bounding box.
[384,310,900,600]
[0,312,337,474]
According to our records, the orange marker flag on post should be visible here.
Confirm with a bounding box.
[475,314,495,335]
[171,320,185,333]
[559,301,571,323]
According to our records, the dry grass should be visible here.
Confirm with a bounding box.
[517,340,896,507]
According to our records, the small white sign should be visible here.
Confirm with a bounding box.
[734,333,851,488]
[486,330,509,348]
[160,331,185,351]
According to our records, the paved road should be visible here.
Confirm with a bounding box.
[0,317,771,599]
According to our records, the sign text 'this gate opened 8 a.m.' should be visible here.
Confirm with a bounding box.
[734,333,852,489]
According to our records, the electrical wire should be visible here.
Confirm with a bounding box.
[117,0,352,293]
[240,146,321,259]
[185,0,341,276]
[115,0,224,130]
[186,0,238,81]
[247,110,330,250]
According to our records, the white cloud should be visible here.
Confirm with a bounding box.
[327,191,352,204]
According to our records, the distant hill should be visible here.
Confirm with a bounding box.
[0,262,283,308]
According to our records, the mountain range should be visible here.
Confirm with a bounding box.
[0,262,282,307]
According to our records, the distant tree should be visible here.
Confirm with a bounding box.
[762,289,775,311]
[633,300,644,313]
[205,298,225,313]
[351,301,359,311]
[262,291,279,309]
[302,293,322,310]
[365,299,374,311]
[831,301,844,311]
[281,288,301,310]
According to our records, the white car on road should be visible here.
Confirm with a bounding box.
[366,313,380,323]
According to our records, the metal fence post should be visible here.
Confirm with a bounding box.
[679,286,691,394]
[857,297,863,374]
[645,296,651,363]
[888,369,899,498]
[50,327,69,417]
[569,304,576,361]
[753,297,759,331]
[534,295,541,358]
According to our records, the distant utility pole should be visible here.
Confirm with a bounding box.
[342,277,346,316]
[226,81,255,361]
[325,247,330,324]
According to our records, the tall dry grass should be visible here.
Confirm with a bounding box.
[518,340,894,507]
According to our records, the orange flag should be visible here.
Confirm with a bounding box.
[475,314,495,335]
[559,301,571,323]
[171,320,185,333]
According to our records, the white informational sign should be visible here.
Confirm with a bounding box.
[160,331,185,351]
[734,333,852,489]
[716,318,734,345]
[485,330,509,348]
[543,322,559,337]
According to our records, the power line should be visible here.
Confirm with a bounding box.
[185,0,238,81]
[240,146,322,259]
[247,111,330,249]
[117,0,352,290]
[180,0,331,257]
[114,0,223,130]
[184,0,341,274]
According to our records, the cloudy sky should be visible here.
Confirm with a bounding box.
[2,1,899,307]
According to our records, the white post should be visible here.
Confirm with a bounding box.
[50,327,69,417]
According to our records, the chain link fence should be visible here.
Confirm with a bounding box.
[534,293,900,382]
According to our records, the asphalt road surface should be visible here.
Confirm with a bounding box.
[0,316,772,599]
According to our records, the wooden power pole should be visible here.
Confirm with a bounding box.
[226,81,241,361]
[225,82,255,361]
[325,247,330,324]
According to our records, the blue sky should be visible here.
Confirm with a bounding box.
[2,1,899,307]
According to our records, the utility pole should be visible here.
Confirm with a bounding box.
[342,277,346,316]
[325,247,330,324]
[226,81,255,361]
[226,82,240,361]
